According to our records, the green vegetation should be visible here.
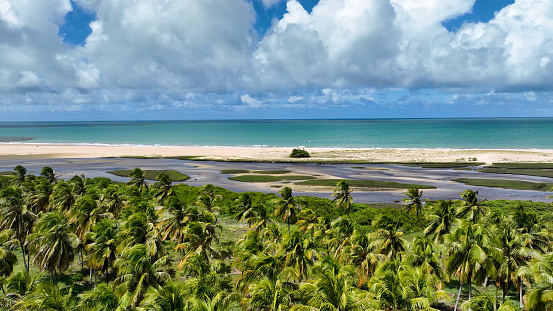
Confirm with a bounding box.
[108,169,190,181]
[296,178,436,189]
[454,178,553,191]
[290,148,310,158]
[1,164,553,310]
[478,162,553,178]
[228,174,316,183]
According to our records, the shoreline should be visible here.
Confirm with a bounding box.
[1,143,553,164]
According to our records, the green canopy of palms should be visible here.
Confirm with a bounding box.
[175,219,221,267]
[241,277,299,311]
[279,231,318,282]
[140,280,188,311]
[293,258,375,311]
[457,189,488,223]
[11,165,26,187]
[68,195,109,241]
[369,223,407,261]
[446,221,499,308]
[0,230,17,279]
[332,180,353,220]
[76,283,119,311]
[13,279,74,311]
[424,200,457,244]
[50,181,78,212]
[154,173,174,203]
[275,187,300,234]
[39,166,57,184]
[114,243,170,308]
[85,218,118,283]
[127,167,149,195]
[403,187,425,230]
[406,236,447,280]
[28,211,78,278]
[196,184,222,212]
[519,252,553,311]
[0,186,35,273]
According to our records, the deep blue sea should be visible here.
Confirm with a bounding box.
[0,118,552,149]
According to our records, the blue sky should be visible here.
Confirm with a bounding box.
[1,0,552,121]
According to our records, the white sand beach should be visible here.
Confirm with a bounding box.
[1,143,553,164]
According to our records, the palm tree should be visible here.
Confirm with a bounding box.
[403,187,425,230]
[197,184,222,212]
[279,231,317,282]
[28,179,52,214]
[158,197,191,244]
[114,244,170,308]
[332,180,353,220]
[0,187,35,273]
[296,208,323,237]
[76,283,119,311]
[518,252,553,311]
[241,277,299,311]
[85,218,118,284]
[11,165,26,187]
[447,221,498,309]
[50,181,78,212]
[457,189,488,223]
[13,280,74,311]
[127,168,149,195]
[275,187,300,234]
[39,166,57,184]
[175,219,221,267]
[139,280,188,311]
[424,200,457,244]
[0,231,17,279]
[154,173,174,203]
[292,258,375,311]
[99,184,125,216]
[344,232,384,287]
[68,195,109,241]
[407,236,446,280]
[27,211,78,279]
[460,291,517,311]
[369,223,407,261]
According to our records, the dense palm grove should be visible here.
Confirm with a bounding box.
[0,164,553,310]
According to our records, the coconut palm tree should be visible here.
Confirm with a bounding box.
[403,187,425,230]
[407,236,446,280]
[457,189,488,224]
[292,258,375,311]
[86,218,118,284]
[114,244,170,308]
[343,232,384,287]
[447,221,498,309]
[39,166,57,184]
[0,231,17,279]
[0,187,35,273]
[369,223,407,261]
[158,197,191,244]
[296,208,323,237]
[460,291,517,311]
[28,179,52,214]
[27,211,78,280]
[99,184,125,216]
[127,168,149,195]
[76,283,119,311]
[518,252,553,311]
[50,181,78,212]
[197,184,222,213]
[424,200,457,244]
[154,173,174,204]
[279,231,317,282]
[139,280,188,311]
[68,195,109,241]
[13,280,74,311]
[175,219,221,267]
[241,277,299,311]
[332,180,353,220]
[275,187,300,234]
[11,165,26,187]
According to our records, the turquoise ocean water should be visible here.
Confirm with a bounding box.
[0,118,552,149]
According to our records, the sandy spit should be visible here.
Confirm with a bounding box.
[1,143,553,164]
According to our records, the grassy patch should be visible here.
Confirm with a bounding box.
[252,170,291,174]
[229,175,316,183]
[108,169,190,181]
[295,179,435,189]
[0,171,12,175]
[454,178,553,192]
[220,169,251,174]
[477,163,553,178]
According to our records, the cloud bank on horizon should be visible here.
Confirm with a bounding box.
[0,0,552,120]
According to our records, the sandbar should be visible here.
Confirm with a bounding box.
[1,143,553,164]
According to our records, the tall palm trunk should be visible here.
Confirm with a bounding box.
[455,284,463,311]
[519,277,524,309]
[19,237,28,272]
